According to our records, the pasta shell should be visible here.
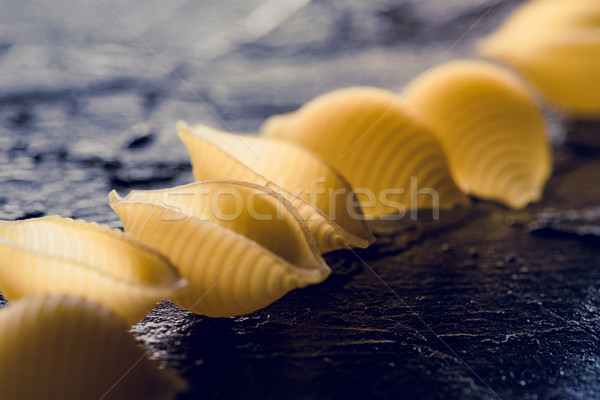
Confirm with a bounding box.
[402,59,552,209]
[0,295,187,400]
[479,0,600,56]
[261,87,470,219]
[0,216,186,325]
[478,0,600,117]
[109,180,331,317]
[177,121,374,253]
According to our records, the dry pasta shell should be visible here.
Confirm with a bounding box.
[479,0,600,57]
[0,295,187,400]
[0,216,186,325]
[109,180,331,317]
[260,87,470,219]
[478,0,600,117]
[402,59,552,209]
[485,31,600,118]
[177,121,374,253]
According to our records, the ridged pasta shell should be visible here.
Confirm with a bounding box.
[260,87,470,219]
[177,121,374,253]
[478,0,600,117]
[0,295,187,400]
[109,180,331,317]
[0,216,186,325]
[402,59,552,209]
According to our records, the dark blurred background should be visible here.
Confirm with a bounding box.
[2,1,600,399]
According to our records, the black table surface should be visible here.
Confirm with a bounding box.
[1,1,599,399]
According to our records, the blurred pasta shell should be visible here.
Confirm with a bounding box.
[479,0,600,56]
[177,121,374,253]
[478,0,600,117]
[261,87,470,219]
[109,180,331,317]
[402,59,552,209]
[0,295,187,400]
[0,216,186,325]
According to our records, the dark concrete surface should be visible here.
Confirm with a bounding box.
[1,1,600,399]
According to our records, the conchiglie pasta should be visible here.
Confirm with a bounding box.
[0,295,187,400]
[0,216,186,325]
[478,0,600,117]
[109,180,331,318]
[177,121,374,253]
[402,59,552,209]
[261,87,470,219]
[479,0,600,57]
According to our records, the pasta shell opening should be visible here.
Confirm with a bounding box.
[109,180,331,317]
[177,121,374,253]
[0,216,186,325]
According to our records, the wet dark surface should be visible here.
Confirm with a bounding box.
[1,1,600,399]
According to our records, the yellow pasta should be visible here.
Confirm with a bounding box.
[402,59,552,209]
[109,180,331,318]
[479,0,600,56]
[478,0,600,117]
[177,121,374,253]
[0,295,187,400]
[0,216,186,325]
[261,87,470,219]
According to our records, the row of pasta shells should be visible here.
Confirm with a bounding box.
[180,62,552,216]
[0,9,568,354]
[169,1,593,219]
[103,120,385,321]
[136,58,551,322]
[0,216,186,325]
[0,186,334,322]
[252,0,599,211]
[0,183,336,398]
[2,3,587,397]
[0,0,587,330]
[148,58,554,321]
[261,60,551,211]
[0,217,189,398]
[0,168,344,398]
